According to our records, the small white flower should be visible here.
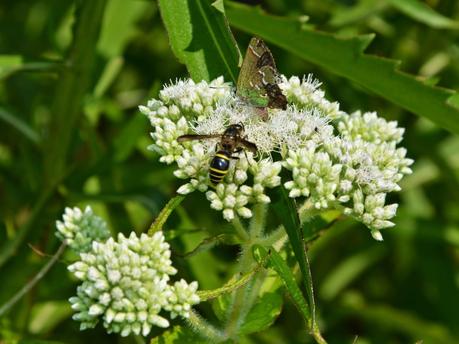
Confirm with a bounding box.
[141,75,413,238]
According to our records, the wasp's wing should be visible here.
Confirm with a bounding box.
[177,134,221,142]
[240,139,257,153]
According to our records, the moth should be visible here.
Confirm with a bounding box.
[236,37,287,112]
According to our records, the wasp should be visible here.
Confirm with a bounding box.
[177,123,257,186]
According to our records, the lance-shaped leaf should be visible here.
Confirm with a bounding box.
[272,187,317,325]
[252,245,311,326]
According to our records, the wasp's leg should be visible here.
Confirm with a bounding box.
[231,147,243,160]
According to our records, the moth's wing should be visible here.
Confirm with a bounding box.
[266,84,288,110]
[258,65,279,84]
[237,37,268,107]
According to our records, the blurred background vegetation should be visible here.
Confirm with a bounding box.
[1,0,459,343]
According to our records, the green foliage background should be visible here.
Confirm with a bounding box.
[1,0,459,343]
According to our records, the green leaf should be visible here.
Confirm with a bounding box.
[150,325,204,344]
[226,1,459,135]
[388,0,459,30]
[252,245,310,326]
[239,291,283,335]
[158,0,240,83]
[272,187,316,324]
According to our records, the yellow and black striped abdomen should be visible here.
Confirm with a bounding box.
[209,150,231,185]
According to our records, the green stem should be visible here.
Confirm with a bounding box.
[249,203,267,239]
[224,277,253,338]
[224,204,268,338]
[312,325,328,344]
[43,0,108,186]
[0,241,67,316]
[259,224,286,248]
[197,263,261,301]
[187,309,226,342]
[231,216,250,241]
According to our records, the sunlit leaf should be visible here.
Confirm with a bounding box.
[158,0,240,83]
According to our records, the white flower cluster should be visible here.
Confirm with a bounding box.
[68,231,200,337]
[56,206,110,253]
[140,75,413,238]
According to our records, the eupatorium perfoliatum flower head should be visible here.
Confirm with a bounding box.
[56,206,111,253]
[68,231,200,337]
[139,75,413,239]
[55,207,200,337]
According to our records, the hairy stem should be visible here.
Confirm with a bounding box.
[197,263,261,301]
[249,203,267,239]
[0,241,67,316]
[187,309,227,342]
[231,216,250,241]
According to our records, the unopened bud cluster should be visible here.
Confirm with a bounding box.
[56,207,200,336]
[140,76,413,238]
[56,206,110,253]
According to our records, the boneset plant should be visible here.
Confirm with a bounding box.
[24,69,413,343]
[0,72,411,343]
[0,74,412,343]
[139,74,412,240]
[122,72,410,342]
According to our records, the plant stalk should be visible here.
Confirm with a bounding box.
[187,309,227,342]
[44,0,107,187]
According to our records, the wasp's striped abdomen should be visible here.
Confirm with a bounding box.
[209,150,231,185]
